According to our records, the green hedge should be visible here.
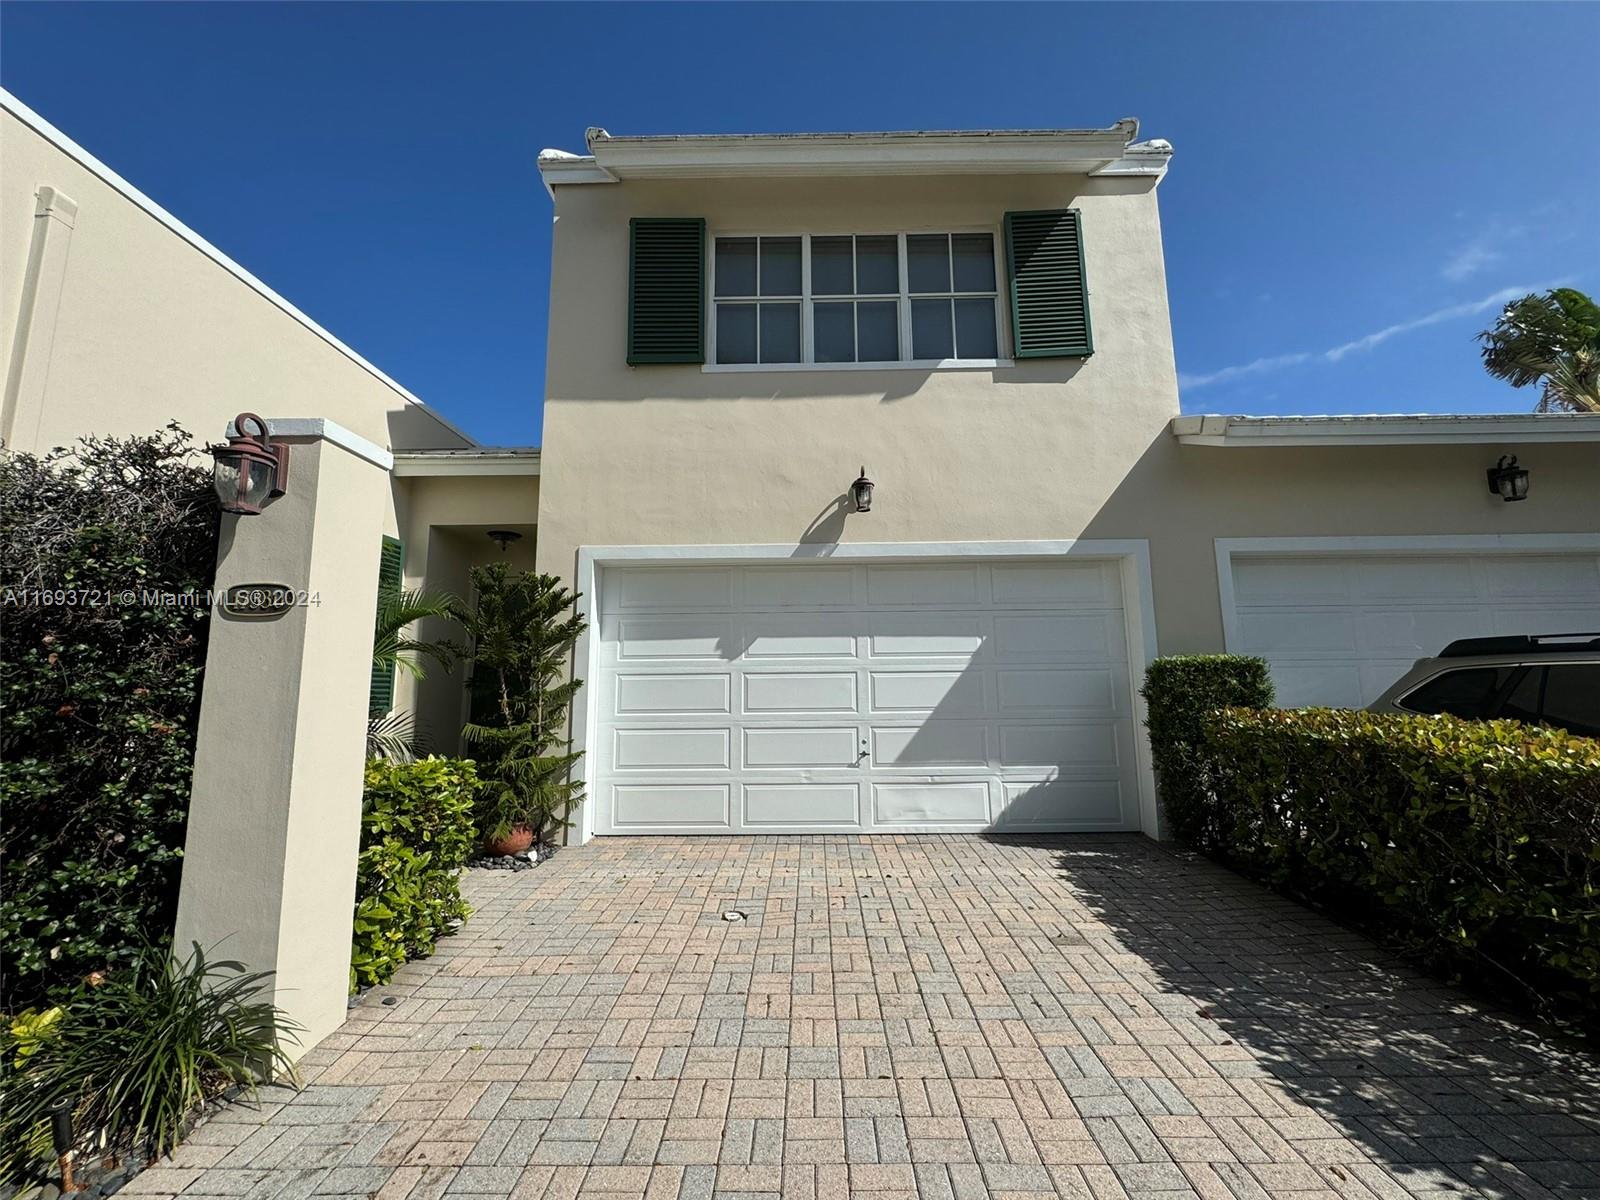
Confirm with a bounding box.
[1,428,217,1010]
[1201,707,1600,1022]
[1140,655,1275,844]
[351,757,478,991]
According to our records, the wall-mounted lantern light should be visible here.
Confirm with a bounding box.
[487,529,523,553]
[851,467,874,513]
[211,413,289,515]
[1486,455,1530,503]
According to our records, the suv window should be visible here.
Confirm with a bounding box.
[1540,664,1600,737]
[1398,666,1517,719]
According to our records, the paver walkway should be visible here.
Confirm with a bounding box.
[129,836,1600,1200]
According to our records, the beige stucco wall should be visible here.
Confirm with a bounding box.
[0,108,467,457]
[536,170,1599,658]
[536,171,1180,579]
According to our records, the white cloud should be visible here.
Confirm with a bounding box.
[1179,284,1536,391]
[1441,240,1502,282]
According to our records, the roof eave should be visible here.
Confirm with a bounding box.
[1170,413,1600,447]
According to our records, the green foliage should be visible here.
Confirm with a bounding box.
[455,565,587,845]
[368,586,461,760]
[1200,707,1600,1025]
[1139,655,1275,845]
[0,427,217,1011]
[1477,286,1600,413]
[351,757,479,991]
[0,943,298,1185]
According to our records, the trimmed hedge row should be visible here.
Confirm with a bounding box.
[1201,706,1600,1022]
[1140,655,1276,844]
[351,757,479,991]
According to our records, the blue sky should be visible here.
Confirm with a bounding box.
[4,2,1596,445]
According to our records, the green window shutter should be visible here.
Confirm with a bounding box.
[628,217,706,364]
[369,536,403,717]
[1004,209,1093,358]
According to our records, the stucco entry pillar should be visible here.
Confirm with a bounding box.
[174,419,392,1060]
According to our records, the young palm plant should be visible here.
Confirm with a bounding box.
[454,564,587,846]
[367,587,461,761]
[1478,287,1600,413]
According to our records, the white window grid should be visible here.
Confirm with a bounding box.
[706,229,1009,371]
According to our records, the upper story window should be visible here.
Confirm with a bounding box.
[711,232,1001,367]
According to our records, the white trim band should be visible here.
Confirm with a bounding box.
[227,417,394,471]
[1172,413,1600,446]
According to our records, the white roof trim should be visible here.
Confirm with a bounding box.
[1170,413,1600,447]
[391,448,541,477]
[227,417,394,471]
[1,88,477,449]
[539,122,1170,185]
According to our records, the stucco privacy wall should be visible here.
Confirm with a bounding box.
[0,103,469,460]
[536,171,1180,579]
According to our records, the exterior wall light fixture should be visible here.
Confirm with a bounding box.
[211,413,289,515]
[851,467,874,513]
[1486,455,1530,502]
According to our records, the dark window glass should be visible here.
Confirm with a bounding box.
[811,237,853,296]
[759,238,801,296]
[952,233,996,292]
[857,301,899,361]
[911,298,953,360]
[1498,667,1544,724]
[715,238,756,297]
[954,298,998,358]
[907,234,950,293]
[758,303,801,363]
[855,236,899,294]
[1538,664,1600,737]
[715,303,756,364]
[1399,666,1516,719]
[814,302,854,363]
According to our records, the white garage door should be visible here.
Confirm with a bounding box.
[591,560,1142,834]
[1228,551,1600,707]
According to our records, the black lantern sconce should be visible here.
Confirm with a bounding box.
[211,413,289,515]
[1486,455,1529,503]
[851,467,874,513]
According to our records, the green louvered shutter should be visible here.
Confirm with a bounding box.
[369,536,403,716]
[1004,209,1093,358]
[627,217,706,364]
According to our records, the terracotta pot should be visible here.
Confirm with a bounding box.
[484,825,535,856]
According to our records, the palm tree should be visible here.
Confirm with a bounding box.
[1477,287,1600,413]
[367,588,461,760]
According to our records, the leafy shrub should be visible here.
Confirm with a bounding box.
[456,565,587,845]
[1,427,217,1010]
[351,757,479,991]
[1201,707,1600,1024]
[0,943,297,1186]
[1140,655,1275,844]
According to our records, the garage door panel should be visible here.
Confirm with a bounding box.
[744,784,859,826]
[614,568,733,610]
[870,670,986,714]
[613,728,730,770]
[1237,609,1358,654]
[993,613,1125,663]
[1356,609,1489,656]
[1351,559,1477,601]
[596,560,1143,833]
[744,727,859,768]
[1483,555,1600,600]
[867,614,985,658]
[867,564,981,606]
[1234,559,1353,605]
[992,562,1119,606]
[996,668,1117,714]
[745,565,855,607]
[873,722,988,767]
[744,671,858,713]
[997,779,1125,827]
[615,673,732,715]
[612,785,730,828]
[745,616,858,659]
[873,781,990,825]
[999,723,1120,768]
[611,616,739,661]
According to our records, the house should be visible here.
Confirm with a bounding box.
[532,124,1600,841]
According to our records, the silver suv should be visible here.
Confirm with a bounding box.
[1367,633,1600,738]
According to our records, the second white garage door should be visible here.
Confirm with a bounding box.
[590,560,1141,834]
[1226,549,1600,707]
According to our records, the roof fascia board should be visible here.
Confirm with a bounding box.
[1170,414,1600,446]
[1,88,477,449]
[391,452,541,477]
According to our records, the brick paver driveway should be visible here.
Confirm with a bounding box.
[133,837,1600,1200]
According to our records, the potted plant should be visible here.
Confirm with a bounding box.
[453,564,587,855]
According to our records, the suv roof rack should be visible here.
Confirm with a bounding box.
[1438,632,1600,658]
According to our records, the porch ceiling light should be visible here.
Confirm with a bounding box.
[851,466,875,513]
[211,412,288,515]
[1486,455,1529,502]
